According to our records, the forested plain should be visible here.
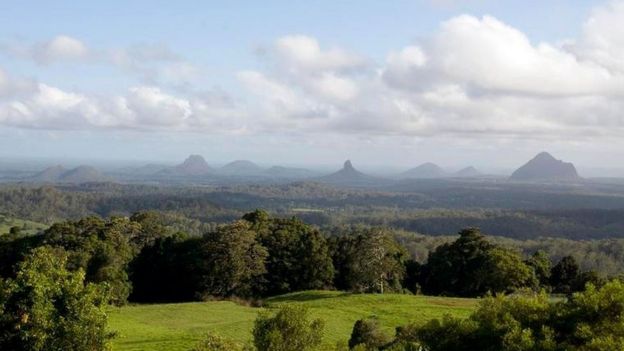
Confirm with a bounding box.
[3,180,624,350]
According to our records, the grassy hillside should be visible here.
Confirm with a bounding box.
[108,290,476,351]
[0,214,47,236]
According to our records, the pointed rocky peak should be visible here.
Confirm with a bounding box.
[343,160,354,171]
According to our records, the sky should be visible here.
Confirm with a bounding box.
[1,0,623,171]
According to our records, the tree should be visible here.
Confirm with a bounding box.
[0,247,111,351]
[420,228,535,297]
[333,228,407,293]
[550,255,580,294]
[198,220,267,298]
[244,210,334,295]
[41,216,139,305]
[253,305,325,351]
[480,247,537,294]
[525,250,551,288]
[348,318,390,350]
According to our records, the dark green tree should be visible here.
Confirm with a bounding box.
[244,210,334,295]
[550,255,580,294]
[348,318,390,350]
[525,250,551,288]
[198,220,267,298]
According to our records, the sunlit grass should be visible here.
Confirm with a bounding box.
[108,290,476,351]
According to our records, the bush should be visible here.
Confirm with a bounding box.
[252,305,325,351]
[348,318,390,350]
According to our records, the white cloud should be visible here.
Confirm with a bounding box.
[3,1,624,146]
[574,0,624,73]
[35,35,89,63]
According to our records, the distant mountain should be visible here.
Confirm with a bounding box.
[169,155,212,176]
[220,160,263,175]
[454,166,481,178]
[510,152,580,181]
[60,166,109,183]
[30,165,109,183]
[401,163,446,179]
[31,165,67,182]
[319,160,379,185]
[265,166,316,179]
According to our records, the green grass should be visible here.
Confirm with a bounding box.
[108,291,476,351]
[0,215,48,236]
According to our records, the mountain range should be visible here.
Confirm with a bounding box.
[21,152,581,185]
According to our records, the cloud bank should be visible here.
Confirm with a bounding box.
[2,1,624,142]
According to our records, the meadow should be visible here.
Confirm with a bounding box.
[0,215,47,236]
[108,290,476,351]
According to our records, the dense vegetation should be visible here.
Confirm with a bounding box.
[4,182,624,240]
[3,180,624,350]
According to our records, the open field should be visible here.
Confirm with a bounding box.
[108,290,476,351]
[0,214,48,236]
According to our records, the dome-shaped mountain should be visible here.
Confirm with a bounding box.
[59,166,109,183]
[220,160,263,175]
[401,163,446,179]
[454,166,481,178]
[172,155,212,175]
[510,152,580,181]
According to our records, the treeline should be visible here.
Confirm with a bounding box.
[0,210,610,306]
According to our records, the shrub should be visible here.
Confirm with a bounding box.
[252,305,325,351]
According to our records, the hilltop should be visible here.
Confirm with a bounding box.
[402,163,446,179]
[511,152,580,181]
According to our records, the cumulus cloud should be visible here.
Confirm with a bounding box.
[0,73,244,132]
[3,1,624,143]
[237,1,624,140]
[0,36,199,86]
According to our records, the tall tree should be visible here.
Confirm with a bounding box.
[198,220,267,298]
[243,210,334,295]
[333,228,407,293]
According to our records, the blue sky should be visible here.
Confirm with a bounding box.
[1,0,622,171]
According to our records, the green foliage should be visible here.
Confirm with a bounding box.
[348,318,390,350]
[253,305,325,351]
[420,228,536,297]
[407,280,624,351]
[198,220,268,298]
[41,216,140,304]
[525,250,551,288]
[333,228,407,293]
[245,210,334,295]
[0,247,111,351]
